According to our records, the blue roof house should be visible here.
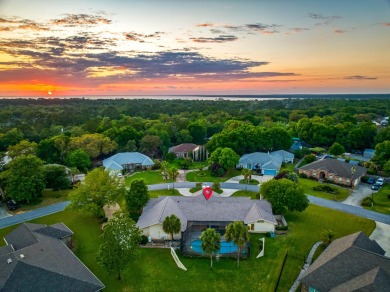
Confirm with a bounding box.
[363,149,375,159]
[237,152,283,176]
[103,152,154,172]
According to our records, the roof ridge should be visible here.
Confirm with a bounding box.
[157,197,171,222]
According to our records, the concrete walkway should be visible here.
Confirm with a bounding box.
[289,241,323,292]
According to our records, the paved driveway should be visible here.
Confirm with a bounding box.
[342,184,372,207]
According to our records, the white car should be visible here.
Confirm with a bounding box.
[376,177,384,186]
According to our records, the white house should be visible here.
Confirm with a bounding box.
[137,194,278,241]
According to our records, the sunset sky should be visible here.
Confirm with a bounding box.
[0,0,389,96]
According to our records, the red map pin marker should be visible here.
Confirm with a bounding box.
[203,187,213,200]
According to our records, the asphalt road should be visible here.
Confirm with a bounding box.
[308,195,390,224]
[0,201,70,229]
[0,183,389,229]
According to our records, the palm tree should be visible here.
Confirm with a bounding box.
[320,229,336,248]
[162,214,181,241]
[224,221,250,268]
[160,161,169,180]
[200,228,221,271]
[168,167,179,191]
[241,168,252,190]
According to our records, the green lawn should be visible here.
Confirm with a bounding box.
[13,189,71,213]
[299,178,351,201]
[186,168,241,182]
[149,189,182,198]
[364,184,390,215]
[0,205,375,291]
[168,159,206,170]
[231,190,258,199]
[125,171,165,185]
[239,179,259,185]
[280,163,295,172]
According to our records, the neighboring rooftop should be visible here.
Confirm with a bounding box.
[0,223,104,291]
[299,159,366,180]
[103,152,154,171]
[301,232,390,291]
[169,143,199,153]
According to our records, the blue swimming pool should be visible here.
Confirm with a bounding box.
[190,239,238,254]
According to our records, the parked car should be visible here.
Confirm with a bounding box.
[366,177,376,184]
[376,177,385,186]
[371,183,381,191]
[6,200,19,210]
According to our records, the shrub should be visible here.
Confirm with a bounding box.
[304,154,316,164]
[361,176,369,183]
[275,225,288,231]
[210,162,225,177]
[165,152,176,162]
[361,197,373,207]
[152,160,161,170]
[313,185,337,194]
[387,194,390,200]
[299,173,308,178]
[140,235,148,244]
[212,181,221,192]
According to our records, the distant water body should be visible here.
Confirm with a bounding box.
[1,94,389,101]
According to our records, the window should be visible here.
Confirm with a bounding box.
[338,177,342,182]
[313,171,317,176]
[250,224,254,231]
[329,175,333,180]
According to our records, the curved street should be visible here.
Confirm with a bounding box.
[0,182,389,230]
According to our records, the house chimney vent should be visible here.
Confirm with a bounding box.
[20,254,25,259]
[7,258,12,264]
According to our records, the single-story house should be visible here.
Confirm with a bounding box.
[298,159,366,187]
[168,143,208,161]
[363,148,375,159]
[137,193,278,241]
[290,139,311,152]
[237,151,294,176]
[271,150,295,163]
[103,152,154,172]
[300,231,390,291]
[0,223,104,291]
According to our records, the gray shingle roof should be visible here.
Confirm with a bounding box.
[2,261,103,292]
[299,159,366,180]
[301,232,390,291]
[103,152,154,170]
[4,224,38,250]
[0,223,104,291]
[137,194,277,232]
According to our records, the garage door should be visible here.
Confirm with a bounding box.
[263,169,277,176]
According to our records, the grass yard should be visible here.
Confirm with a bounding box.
[125,171,165,185]
[231,190,258,199]
[239,179,259,185]
[0,205,375,292]
[186,168,241,182]
[299,178,350,201]
[363,184,390,215]
[149,189,182,198]
[12,189,71,213]
[168,159,206,170]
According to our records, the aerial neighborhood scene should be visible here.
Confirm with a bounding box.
[0,0,389,291]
